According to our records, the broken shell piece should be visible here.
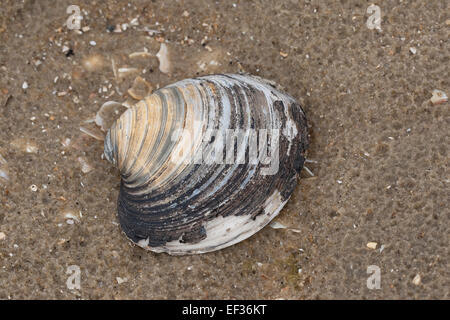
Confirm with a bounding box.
[138,26,161,36]
[430,89,448,105]
[269,221,288,229]
[80,125,105,141]
[127,76,153,100]
[156,43,171,74]
[129,51,152,59]
[64,212,79,221]
[0,168,9,183]
[77,157,94,173]
[366,242,378,249]
[95,101,128,132]
[118,67,140,78]
[0,153,10,182]
[111,58,118,80]
[64,211,80,225]
[412,274,421,286]
[116,277,127,284]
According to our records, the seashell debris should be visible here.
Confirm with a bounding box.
[412,274,421,286]
[95,101,128,132]
[127,76,153,100]
[430,89,448,105]
[156,43,172,74]
[366,242,378,250]
[10,138,38,153]
[77,157,94,173]
[104,74,309,255]
[269,221,288,229]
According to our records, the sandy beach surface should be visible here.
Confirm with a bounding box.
[0,0,448,299]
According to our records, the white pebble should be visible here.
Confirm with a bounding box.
[116,277,127,284]
[366,242,378,250]
[22,82,28,89]
[412,274,421,286]
[430,89,448,105]
[269,221,287,229]
[89,40,97,46]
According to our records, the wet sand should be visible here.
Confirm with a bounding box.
[0,0,448,299]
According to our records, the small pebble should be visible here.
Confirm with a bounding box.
[30,184,38,192]
[156,43,171,74]
[116,277,127,284]
[269,221,287,229]
[0,232,6,240]
[409,47,417,55]
[366,242,378,250]
[22,82,28,89]
[412,274,421,286]
[89,40,97,46]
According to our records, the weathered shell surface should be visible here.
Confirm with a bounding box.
[104,74,308,255]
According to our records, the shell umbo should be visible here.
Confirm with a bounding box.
[104,74,308,255]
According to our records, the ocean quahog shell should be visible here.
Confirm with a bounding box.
[104,74,308,255]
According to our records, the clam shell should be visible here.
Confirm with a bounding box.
[104,74,308,255]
